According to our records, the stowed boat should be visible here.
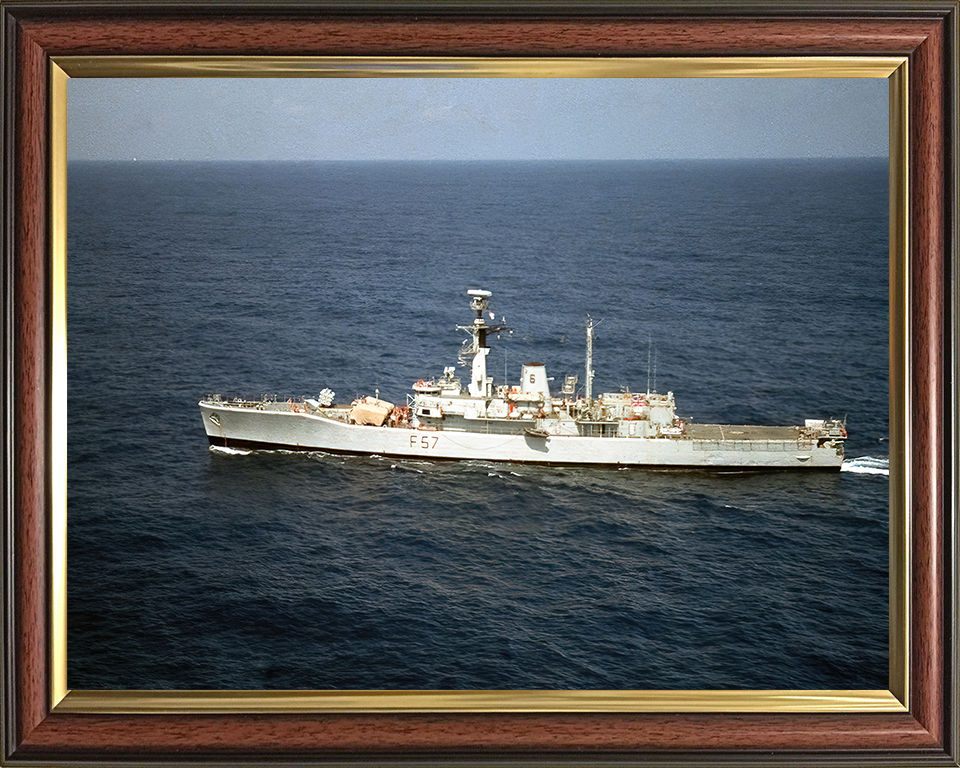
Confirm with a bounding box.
[199,290,847,470]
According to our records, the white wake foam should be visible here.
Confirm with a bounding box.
[209,445,252,456]
[841,456,889,476]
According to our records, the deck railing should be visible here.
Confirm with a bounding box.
[691,439,812,452]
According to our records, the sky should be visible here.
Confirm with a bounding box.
[67,77,888,162]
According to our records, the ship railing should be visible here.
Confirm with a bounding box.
[317,408,353,423]
[205,394,345,413]
[691,439,814,452]
[204,395,266,409]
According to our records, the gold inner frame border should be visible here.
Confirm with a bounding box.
[49,55,909,715]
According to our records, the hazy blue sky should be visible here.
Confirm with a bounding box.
[67,78,887,161]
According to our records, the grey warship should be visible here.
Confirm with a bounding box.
[200,290,847,470]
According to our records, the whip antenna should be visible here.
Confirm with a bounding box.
[646,333,652,395]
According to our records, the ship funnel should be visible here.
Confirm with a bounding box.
[520,362,553,412]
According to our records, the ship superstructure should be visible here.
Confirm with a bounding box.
[200,290,847,469]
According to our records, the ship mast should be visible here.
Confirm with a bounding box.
[585,316,596,404]
[457,290,509,397]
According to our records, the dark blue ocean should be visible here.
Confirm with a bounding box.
[67,159,889,690]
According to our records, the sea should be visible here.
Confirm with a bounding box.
[66,158,889,691]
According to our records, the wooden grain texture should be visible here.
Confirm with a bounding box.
[12,22,49,749]
[15,712,944,754]
[908,15,946,749]
[15,16,941,56]
[3,4,956,765]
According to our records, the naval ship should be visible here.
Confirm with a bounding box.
[199,290,847,470]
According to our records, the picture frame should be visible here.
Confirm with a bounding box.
[2,2,957,766]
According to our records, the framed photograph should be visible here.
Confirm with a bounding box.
[2,2,957,766]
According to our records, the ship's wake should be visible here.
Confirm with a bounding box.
[841,456,889,476]
[209,445,253,456]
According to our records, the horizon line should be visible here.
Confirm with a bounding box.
[67,155,889,163]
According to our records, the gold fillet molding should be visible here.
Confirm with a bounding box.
[53,55,906,78]
[49,55,910,716]
[55,688,905,715]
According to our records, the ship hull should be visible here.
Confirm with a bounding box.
[200,402,843,470]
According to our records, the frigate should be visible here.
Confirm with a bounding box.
[199,290,846,470]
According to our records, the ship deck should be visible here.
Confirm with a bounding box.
[685,423,802,441]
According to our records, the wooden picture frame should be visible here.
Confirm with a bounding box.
[2,2,957,765]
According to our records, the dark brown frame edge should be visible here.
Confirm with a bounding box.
[1,2,957,766]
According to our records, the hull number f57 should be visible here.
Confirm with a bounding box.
[411,434,439,450]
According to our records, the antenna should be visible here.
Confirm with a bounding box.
[646,333,652,395]
[653,342,658,394]
[585,316,594,404]
[585,316,602,404]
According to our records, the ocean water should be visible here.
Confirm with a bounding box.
[66,159,889,690]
